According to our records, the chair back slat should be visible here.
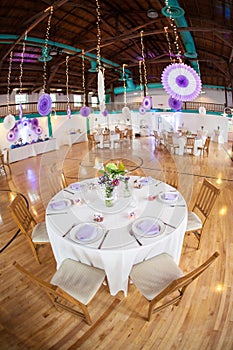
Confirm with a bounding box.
[194,179,220,218]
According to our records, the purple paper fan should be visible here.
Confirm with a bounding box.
[102,109,108,117]
[142,96,152,110]
[161,63,202,102]
[31,118,39,127]
[35,126,43,135]
[7,130,16,142]
[80,106,91,117]
[139,105,146,115]
[168,96,182,111]
[37,94,52,116]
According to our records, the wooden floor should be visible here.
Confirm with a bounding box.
[1,137,233,350]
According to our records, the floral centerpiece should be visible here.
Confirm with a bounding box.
[98,161,127,207]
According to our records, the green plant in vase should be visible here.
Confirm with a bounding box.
[98,161,126,207]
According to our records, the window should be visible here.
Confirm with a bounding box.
[15,94,28,109]
[50,93,56,108]
[91,96,98,107]
[73,94,82,107]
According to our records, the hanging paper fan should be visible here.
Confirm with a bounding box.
[168,96,182,111]
[37,93,52,116]
[80,106,91,117]
[122,106,131,118]
[139,105,146,115]
[161,63,202,101]
[35,126,43,135]
[31,118,39,127]
[142,96,152,110]
[102,109,108,117]
[7,130,16,142]
[3,114,16,130]
[199,106,206,115]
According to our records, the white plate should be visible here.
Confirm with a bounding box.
[132,217,165,238]
[49,199,71,211]
[69,223,104,244]
[158,191,180,204]
[69,182,82,191]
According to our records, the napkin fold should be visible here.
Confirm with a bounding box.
[49,200,67,210]
[70,183,81,191]
[137,220,160,235]
[162,192,179,201]
[75,225,97,241]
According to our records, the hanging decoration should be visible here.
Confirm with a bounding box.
[66,55,71,119]
[122,64,131,118]
[168,96,182,111]
[162,1,202,102]
[199,106,206,115]
[161,63,202,101]
[139,31,152,114]
[80,49,91,117]
[18,31,28,121]
[37,6,53,116]
[96,0,106,113]
[4,51,16,130]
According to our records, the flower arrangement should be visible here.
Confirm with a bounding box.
[98,161,127,206]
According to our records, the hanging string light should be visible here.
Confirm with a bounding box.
[7,51,13,115]
[80,49,90,117]
[66,55,71,119]
[164,0,182,63]
[37,6,53,116]
[96,0,101,71]
[42,6,53,93]
[140,30,152,111]
[3,51,16,130]
[17,31,28,120]
[139,60,143,97]
[123,64,127,107]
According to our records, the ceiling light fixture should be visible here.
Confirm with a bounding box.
[147,9,158,19]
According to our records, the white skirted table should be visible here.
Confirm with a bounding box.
[46,176,187,296]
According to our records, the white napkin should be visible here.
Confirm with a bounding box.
[49,200,67,210]
[69,183,81,191]
[162,192,179,201]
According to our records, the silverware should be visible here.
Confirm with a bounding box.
[47,212,68,216]
[155,181,162,187]
[62,223,76,237]
[160,220,176,229]
[98,230,109,249]
[129,230,142,246]
[63,188,74,195]
[169,204,185,207]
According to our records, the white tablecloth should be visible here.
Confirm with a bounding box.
[173,136,203,156]
[8,139,58,163]
[46,177,187,296]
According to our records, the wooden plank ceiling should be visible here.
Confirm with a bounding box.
[0,0,232,97]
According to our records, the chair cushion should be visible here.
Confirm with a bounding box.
[130,253,183,301]
[186,211,203,231]
[50,259,105,305]
[32,222,50,243]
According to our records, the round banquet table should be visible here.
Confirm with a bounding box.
[45,176,187,296]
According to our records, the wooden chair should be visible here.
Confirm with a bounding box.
[13,259,106,325]
[162,166,179,189]
[8,193,50,264]
[87,134,100,148]
[186,179,220,249]
[0,153,8,177]
[197,136,211,156]
[130,251,219,321]
[184,136,195,155]
[153,131,163,148]
[47,170,68,197]
[167,134,179,154]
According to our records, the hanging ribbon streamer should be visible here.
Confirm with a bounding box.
[122,64,131,118]
[66,55,71,119]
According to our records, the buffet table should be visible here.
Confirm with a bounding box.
[7,138,58,163]
[45,176,187,296]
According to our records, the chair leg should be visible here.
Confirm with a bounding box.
[25,236,41,264]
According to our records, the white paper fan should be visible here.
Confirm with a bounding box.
[3,114,16,130]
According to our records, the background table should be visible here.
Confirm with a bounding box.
[46,177,187,296]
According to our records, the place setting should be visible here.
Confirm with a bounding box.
[129,216,166,246]
[46,198,72,215]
